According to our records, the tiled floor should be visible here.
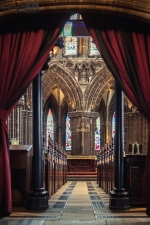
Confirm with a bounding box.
[1,181,150,225]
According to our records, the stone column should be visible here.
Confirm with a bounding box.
[68,111,99,156]
[109,81,130,210]
[26,72,48,210]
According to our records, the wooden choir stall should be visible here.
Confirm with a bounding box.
[10,145,33,206]
[10,142,67,206]
[43,140,67,199]
[97,141,146,206]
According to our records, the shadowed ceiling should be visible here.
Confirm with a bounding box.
[0,0,150,22]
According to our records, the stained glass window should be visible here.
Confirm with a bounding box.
[47,109,54,146]
[112,112,115,138]
[89,37,100,56]
[64,36,77,56]
[66,115,72,150]
[62,22,72,36]
[95,117,100,150]
[70,14,78,20]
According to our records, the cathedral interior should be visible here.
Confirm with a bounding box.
[8,14,150,155]
[0,1,150,224]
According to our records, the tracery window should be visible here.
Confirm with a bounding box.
[47,109,54,147]
[95,117,100,150]
[66,115,72,150]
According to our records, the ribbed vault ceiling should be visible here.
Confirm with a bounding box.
[0,1,150,22]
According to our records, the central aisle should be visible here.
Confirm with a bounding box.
[3,181,149,225]
[59,181,96,221]
[47,181,148,225]
[52,181,94,221]
[48,180,109,223]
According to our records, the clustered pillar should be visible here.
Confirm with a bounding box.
[109,82,130,210]
[26,72,48,210]
[97,82,130,210]
[26,72,67,210]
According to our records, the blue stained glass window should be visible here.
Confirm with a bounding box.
[66,115,72,150]
[47,109,54,146]
[95,117,100,150]
[112,112,115,138]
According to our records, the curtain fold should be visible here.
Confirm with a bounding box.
[0,13,69,216]
[82,13,150,214]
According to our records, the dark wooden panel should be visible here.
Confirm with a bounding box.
[10,145,33,206]
[124,154,146,206]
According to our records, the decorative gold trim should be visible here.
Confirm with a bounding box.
[0,1,150,23]
[67,155,96,160]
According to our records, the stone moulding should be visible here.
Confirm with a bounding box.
[68,111,99,118]
[67,155,96,160]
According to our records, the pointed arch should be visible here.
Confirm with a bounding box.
[43,94,59,147]
[42,62,83,110]
[84,65,114,111]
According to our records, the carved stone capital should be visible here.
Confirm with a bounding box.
[68,111,99,118]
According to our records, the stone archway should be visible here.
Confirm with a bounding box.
[85,66,114,112]
[42,61,83,111]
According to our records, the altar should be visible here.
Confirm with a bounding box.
[67,155,97,175]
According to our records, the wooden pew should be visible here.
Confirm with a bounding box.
[43,142,68,198]
[97,139,115,193]
[124,154,146,206]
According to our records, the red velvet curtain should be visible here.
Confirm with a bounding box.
[82,13,150,215]
[0,13,69,216]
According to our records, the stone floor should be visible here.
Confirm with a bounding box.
[1,181,150,225]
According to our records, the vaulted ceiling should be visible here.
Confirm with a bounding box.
[0,1,150,22]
